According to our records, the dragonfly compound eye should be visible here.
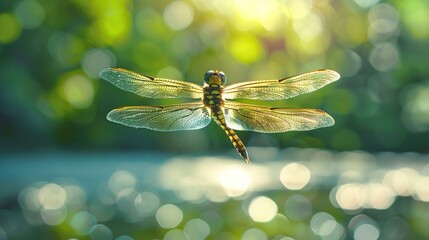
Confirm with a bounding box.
[204,70,214,84]
[219,71,227,84]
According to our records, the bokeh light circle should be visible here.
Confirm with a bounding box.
[280,163,311,190]
[248,196,278,222]
[156,204,183,229]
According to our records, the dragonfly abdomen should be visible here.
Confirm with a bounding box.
[211,108,250,163]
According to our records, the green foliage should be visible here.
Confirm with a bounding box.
[1,0,429,153]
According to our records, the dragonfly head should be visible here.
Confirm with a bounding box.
[204,70,227,85]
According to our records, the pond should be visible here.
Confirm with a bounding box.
[1,148,428,239]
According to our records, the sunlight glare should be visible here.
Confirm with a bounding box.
[230,0,284,31]
[219,165,251,197]
[258,2,284,31]
[292,11,324,41]
[365,183,395,209]
[156,204,183,229]
[164,1,194,31]
[232,0,264,21]
[280,163,311,190]
[38,184,67,210]
[248,196,278,222]
[177,177,206,201]
[204,186,229,203]
[335,184,364,210]
[335,182,394,210]
[284,0,313,19]
[415,177,429,202]
[383,168,418,196]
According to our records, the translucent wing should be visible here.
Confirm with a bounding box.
[100,68,203,99]
[107,102,211,131]
[223,69,340,100]
[224,102,334,133]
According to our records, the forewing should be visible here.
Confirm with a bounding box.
[223,69,340,100]
[100,68,203,99]
[107,102,211,131]
[224,102,334,133]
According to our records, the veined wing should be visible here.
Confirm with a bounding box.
[107,102,211,131]
[223,69,340,100]
[100,68,203,99]
[224,102,334,133]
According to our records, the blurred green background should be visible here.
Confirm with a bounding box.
[1,0,429,153]
[1,0,429,239]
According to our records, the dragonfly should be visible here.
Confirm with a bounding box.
[100,68,340,163]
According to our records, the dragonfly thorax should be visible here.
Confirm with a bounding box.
[202,80,224,108]
[204,70,227,85]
